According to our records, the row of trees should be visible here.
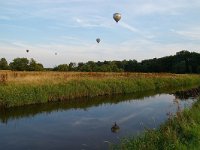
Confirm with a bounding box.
[53,50,200,73]
[1,50,200,73]
[0,58,44,71]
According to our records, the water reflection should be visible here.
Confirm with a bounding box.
[0,90,156,124]
[173,87,200,99]
[0,86,199,150]
[0,86,199,124]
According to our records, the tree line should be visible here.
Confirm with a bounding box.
[0,50,200,73]
[0,58,44,71]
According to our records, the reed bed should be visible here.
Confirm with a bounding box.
[0,71,200,107]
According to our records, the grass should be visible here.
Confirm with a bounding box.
[112,97,200,150]
[0,71,200,107]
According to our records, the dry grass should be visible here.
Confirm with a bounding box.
[0,70,194,85]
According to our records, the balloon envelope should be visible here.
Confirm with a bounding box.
[113,13,121,23]
[26,50,29,53]
[96,38,100,43]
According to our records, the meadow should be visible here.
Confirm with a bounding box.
[0,71,200,107]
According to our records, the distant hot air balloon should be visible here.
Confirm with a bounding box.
[26,50,29,53]
[113,13,121,23]
[55,52,57,55]
[96,38,101,43]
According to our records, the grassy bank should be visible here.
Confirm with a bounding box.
[113,97,200,150]
[0,71,200,107]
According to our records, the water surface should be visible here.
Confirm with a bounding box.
[0,87,199,150]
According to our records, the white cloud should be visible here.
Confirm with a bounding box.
[117,0,200,16]
[73,16,112,29]
[119,22,139,33]
[171,27,200,40]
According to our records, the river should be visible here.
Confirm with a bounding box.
[0,87,199,150]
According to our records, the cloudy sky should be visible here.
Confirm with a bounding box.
[0,0,200,67]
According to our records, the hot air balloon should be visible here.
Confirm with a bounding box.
[26,50,29,53]
[55,52,57,55]
[113,13,121,23]
[96,38,100,43]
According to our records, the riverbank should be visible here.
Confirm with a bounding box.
[0,71,200,107]
[113,97,200,150]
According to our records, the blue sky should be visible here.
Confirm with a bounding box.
[0,0,200,67]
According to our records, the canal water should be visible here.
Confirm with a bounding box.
[0,87,199,150]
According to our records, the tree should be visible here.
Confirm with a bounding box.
[197,66,200,73]
[9,58,29,71]
[4,50,200,73]
[69,62,76,71]
[29,58,44,71]
[124,60,138,72]
[53,64,69,71]
[0,58,9,70]
[9,58,44,71]
[172,61,186,74]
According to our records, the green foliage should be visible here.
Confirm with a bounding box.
[77,60,124,72]
[69,62,76,71]
[72,50,200,73]
[172,61,186,74]
[53,64,69,71]
[9,58,29,71]
[0,58,9,70]
[9,58,44,71]
[29,58,44,71]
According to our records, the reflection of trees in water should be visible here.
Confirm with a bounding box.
[0,91,158,124]
[173,87,200,100]
[0,85,200,124]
